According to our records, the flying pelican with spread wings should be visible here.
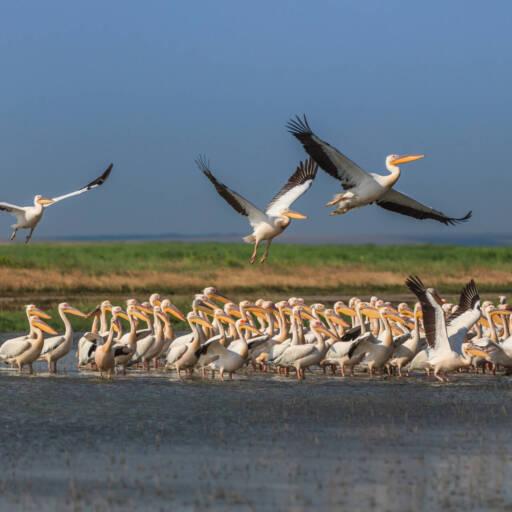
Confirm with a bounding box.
[287,115,471,225]
[0,163,113,243]
[197,156,317,263]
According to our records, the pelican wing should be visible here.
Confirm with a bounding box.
[377,189,472,225]
[133,334,155,360]
[447,280,481,352]
[0,339,31,359]
[0,202,26,223]
[406,275,450,352]
[287,115,369,190]
[50,164,113,205]
[280,343,316,363]
[265,158,317,217]
[113,343,132,358]
[447,280,480,327]
[166,343,188,365]
[0,202,25,215]
[197,156,267,228]
[40,335,65,356]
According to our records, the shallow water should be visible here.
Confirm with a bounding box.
[1,333,511,511]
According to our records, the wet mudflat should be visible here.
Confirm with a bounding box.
[0,342,511,511]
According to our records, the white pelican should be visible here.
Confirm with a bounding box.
[355,306,406,376]
[38,303,87,373]
[197,156,317,263]
[0,305,50,356]
[197,315,261,380]
[405,275,482,381]
[112,306,148,374]
[77,301,112,367]
[275,319,332,381]
[287,115,471,224]
[131,306,167,370]
[158,299,186,356]
[388,303,422,376]
[94,307,122,379]
[0,163,113,243]
[0,315,57,373]
[165,312,212,377]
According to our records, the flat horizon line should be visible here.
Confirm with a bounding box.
[17,231,512,246]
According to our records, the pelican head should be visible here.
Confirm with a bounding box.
[386,154,424,171]
[34,194,55,206]
[149,293,161,306]
[59,303,87,318]
[25,304,51,320]
[203,287,230,304]
[29,315,58,335]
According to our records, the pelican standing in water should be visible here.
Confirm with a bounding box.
[0,163,113,243]
[197,156,317,263]
[38,303,87,373]
[0,316,57,373]
[94,308,123,379]
[287,115,471,224]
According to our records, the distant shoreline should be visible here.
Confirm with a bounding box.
[24,232,512,246]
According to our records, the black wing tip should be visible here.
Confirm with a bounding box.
[286,113,312,136]
[461,278,480,304]
[445,210,472,226]
[297,157,318,179]
[405,274,426,296]
[87,163,113,188]
[195,154,212,175]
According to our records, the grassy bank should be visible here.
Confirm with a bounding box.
[0,241,510,330]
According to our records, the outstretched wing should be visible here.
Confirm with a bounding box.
[405,275,448,351]
[0,202,26,223]
[50,163,113,204]
[266,158,317,217]
[196,156,267,228]
[446,280,481,351]
[377,189,472,225]
[287,114,369,190]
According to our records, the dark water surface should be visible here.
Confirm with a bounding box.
[0,334,511,511]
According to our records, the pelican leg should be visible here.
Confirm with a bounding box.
[10,229,17,241]
[249,240,260,264]
[220,369,225,381]
[25,228,35,244]
[434,369,444,382]
[259,240,272,264]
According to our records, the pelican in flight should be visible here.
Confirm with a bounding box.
[197,156,317,263]
[287,115,471,225]
[0,163,113,243]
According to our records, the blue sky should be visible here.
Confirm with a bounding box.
[0,0,510,241]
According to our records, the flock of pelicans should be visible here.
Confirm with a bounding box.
[0,115,471,263]
[1,278,511,383]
